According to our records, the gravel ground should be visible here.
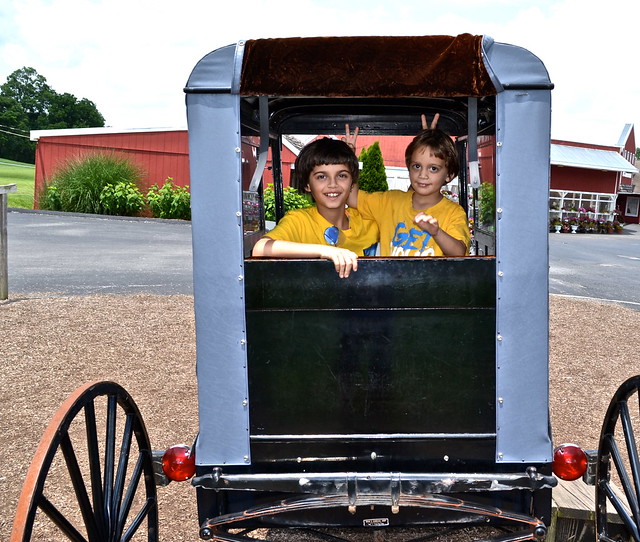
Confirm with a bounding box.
[1,293,639,541]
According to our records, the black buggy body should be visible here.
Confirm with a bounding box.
[185,34,554,541]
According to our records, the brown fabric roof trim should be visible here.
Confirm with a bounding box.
[240,34,497,98]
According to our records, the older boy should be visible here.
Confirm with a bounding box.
[252,138,378,278]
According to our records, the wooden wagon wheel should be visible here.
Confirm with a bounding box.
[12,381,158,542]
[596,375,640,542]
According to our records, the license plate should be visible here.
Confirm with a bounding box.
[363,518,389,527]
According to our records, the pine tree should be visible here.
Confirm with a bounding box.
[358,141,388,193]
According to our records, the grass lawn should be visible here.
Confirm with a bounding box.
[0,158,35,209]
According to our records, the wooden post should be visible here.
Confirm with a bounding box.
[0,184,17,300]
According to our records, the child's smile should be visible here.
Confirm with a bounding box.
[306,164,353,209]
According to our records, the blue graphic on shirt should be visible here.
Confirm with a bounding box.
[390,222,434,256]
[363,243,379,256]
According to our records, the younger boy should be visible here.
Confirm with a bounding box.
[252,138,379,278]
[348,128,470,257]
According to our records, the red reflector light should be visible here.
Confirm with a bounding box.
[552,444,587,481]
[162,444,196,482]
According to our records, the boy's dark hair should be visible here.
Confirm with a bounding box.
[404,129,459,180]
[292,137,359,192]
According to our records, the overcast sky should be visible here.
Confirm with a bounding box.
[1,0,638,147]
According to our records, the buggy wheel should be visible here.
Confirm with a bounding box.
[12,381,158,542]
[596,375,640,542]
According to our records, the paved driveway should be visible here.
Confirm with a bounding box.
[549,223,640,310]
[6,209,640,308]
[6,209,193,296]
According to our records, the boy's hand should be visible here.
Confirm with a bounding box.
[320,246,359,278]
[421,113,440,130]
[342,124,359,152]
[414,212,439,236]
[414,212,467,256]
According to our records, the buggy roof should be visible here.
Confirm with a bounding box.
[185,34,552,98]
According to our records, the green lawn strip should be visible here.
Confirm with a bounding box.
[0,158,35,209]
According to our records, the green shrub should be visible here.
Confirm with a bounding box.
[40,152,144,214]
[478,182,496,225]
[38,184,62,211]
[146,178,191,220]
[263,183,312,221]
[99,181,145,216]
[358,141,388,193]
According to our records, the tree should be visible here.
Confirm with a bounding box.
[48,93,105,129]
[0,67,105,162]
[1,67,53,128]
[358,141,388,193]
[0,95,34,163]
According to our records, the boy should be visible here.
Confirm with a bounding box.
[252,138,379,278]
[347,127,470,257]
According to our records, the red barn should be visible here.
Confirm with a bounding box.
[550,124,638,224]
[30,127,190,203]
[31,125,638,223]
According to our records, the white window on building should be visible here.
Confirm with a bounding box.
[626,197,639,218]
[549,190,617,221]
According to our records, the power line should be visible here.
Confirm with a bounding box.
[0,127,31,139]
[0,123,30,134]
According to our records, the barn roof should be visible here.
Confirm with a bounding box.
[551,144,638,174]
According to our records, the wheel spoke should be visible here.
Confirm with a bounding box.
[103,393,118,531]
[117,452,144,534]
[39,494,89,542]
[84,400,107,537]
[603,481,640,540]
[606,433,640,523]
[121,497,155,542]
[112,412,135,536]
[620,400,640,517]
[60,432,101,540]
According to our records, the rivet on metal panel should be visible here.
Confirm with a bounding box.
[243,455,250,463]
[497,208,503,214]
[235,147,241,153]
[443,455,449,461]
[497,141,503,147]
[498,271,504,277]
[498,452,504,459]
[497,335,503,341]
[370,452,377,460]
[240,339,246,345]
[238,275,244,281]
[236,211,242,217]
[498,397,504,404]
[242,400,248,407]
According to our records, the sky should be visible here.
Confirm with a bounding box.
[1,0,638,148]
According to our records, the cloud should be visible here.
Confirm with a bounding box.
[1,0,638,147]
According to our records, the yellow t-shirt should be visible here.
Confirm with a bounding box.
[266,206,379,256]
[357,190,470,257]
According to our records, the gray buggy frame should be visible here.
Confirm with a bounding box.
[184,34,554,541]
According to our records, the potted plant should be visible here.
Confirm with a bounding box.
[569,217,579,233]
[550,218,562,233]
